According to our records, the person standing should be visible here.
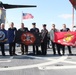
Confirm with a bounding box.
[18,23,29,55]
[0,23,7,56]
[60,24,72,55]
[30,22,39,55]
[41,24,48,55]
[8,22,17,56]
[50,24,61,55]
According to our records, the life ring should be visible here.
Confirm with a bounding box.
[21,32,36,45]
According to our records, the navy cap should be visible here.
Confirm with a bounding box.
[32,22,36,25]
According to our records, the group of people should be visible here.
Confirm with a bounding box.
[0,22,48,56]
[0,22,72,56]
[50,24,72,56]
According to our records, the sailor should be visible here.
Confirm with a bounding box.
[30,22,39,55]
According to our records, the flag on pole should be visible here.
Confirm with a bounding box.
[22,13,34,19]
[69,0,76,9]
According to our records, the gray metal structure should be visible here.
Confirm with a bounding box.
[0,46,76,75]
[0,8,6,25]
[0,1,37,25]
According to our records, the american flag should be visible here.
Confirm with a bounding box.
[22,13,34,19]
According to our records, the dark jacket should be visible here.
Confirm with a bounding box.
[30,28,39,33]
[18,27,28,32]
[60,28,70,32]
[30,28,41,46]
[8,27,17,43]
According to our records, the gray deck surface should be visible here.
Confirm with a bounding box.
[0,46,76,75]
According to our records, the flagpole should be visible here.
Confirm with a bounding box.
[21,11,23,23]
[72,7,74,31]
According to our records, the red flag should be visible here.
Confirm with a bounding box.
[54,32,76,46]
[69,0,76,9]
[22,13,34,19]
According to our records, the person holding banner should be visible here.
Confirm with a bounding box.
[18,23,29,55]
[30,22,39,55]
[0,23,7,56]
[60,24,72,55]
[50,24,61,55]
[8,22,17,56]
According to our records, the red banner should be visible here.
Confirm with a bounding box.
[54,32,76,46]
